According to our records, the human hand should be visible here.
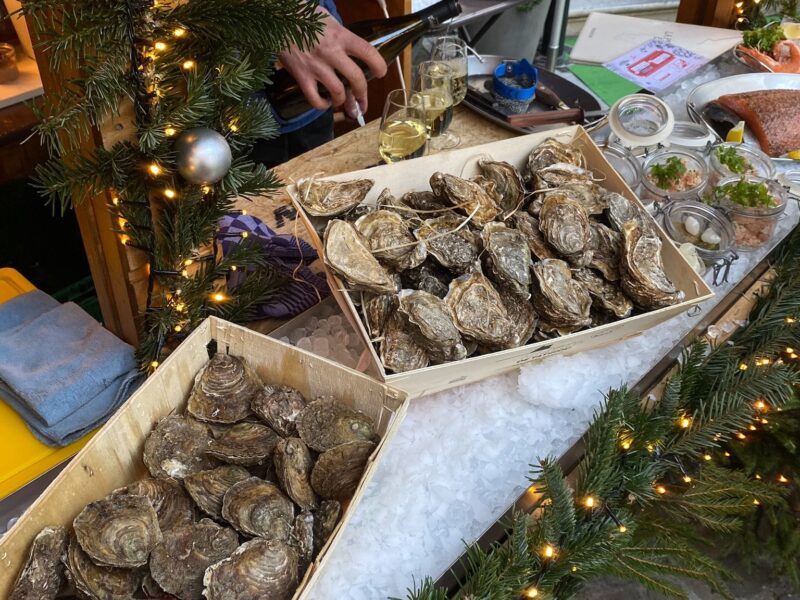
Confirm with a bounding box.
[278,7,388,117]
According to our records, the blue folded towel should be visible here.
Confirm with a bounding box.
[0,290,142,446]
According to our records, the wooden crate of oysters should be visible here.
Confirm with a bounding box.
[289,126,714,399]
[0,317,407,600]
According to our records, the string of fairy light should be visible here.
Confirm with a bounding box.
[514,318,799,600]
[109,5,251,371]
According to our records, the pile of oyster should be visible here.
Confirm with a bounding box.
[10,354,379,600]
[301,138,684,374]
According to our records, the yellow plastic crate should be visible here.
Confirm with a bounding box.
[0,268,93,500]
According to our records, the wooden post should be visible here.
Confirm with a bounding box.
[677,0,737,28]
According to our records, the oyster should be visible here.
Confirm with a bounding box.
[526,138,585,182]
[251,384,307,438]
[413,214,479,274]
[604,192,656,237]
[323,220,398,295]
[295,177,373,217]
[445,269,515,346]
[620,222,684,309]
[187,353,261,424]
[355,209,426,271]
[512,213,557,260]
[478,159,526,217]
[397,289,467,363]
[112,478,194,533]
[274,437,318,510]
[310,440,376,501]
[184,465,251,520]
[313,500,341,554]
[429,172,501,227]
[203,538,298,600]
[532,259,592,334]
[572,268,633,319]
[498,291,538,349]
[221,478,295,541]
[297,396,377,453]
[539,193,592,266]
[560,182,607,215]
[9,526,67,600]
[149,519,239,600]
[143,415,218,480]
[380,311,430,373]
[342,204,373,223]
[588,221,622,281]
[400,260,451,299]
[481,222,532,298]
[73,494,162,568]
[207,421,281,466]
[400,190,450,213]
[64,536,142,600]
[363,293,396,338]
[292,511,314,568]
[536,163,595,190]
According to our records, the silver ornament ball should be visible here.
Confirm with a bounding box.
[175,127,233,185]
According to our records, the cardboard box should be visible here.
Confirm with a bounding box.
[0,317,408,599]
[290,126,714,399]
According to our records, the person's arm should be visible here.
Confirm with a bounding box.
[278,6,388,116]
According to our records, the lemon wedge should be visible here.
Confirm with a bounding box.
[726,121,745,143]
[787,150,800,160]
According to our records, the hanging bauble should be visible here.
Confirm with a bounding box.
[174,127,232,185]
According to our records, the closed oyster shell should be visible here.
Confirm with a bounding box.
[559,182,607,215]
[143,415,217,480]
[444,269,515,346]
[64,536,142,600]
[187,354,261,424]
[292,511,314,568]
[481,222,532,298]
[312,500,341,554]
[620,222,684,309]
[380,311,430,373]
[478,159,526,217]
[323,220,398,295]
[397,289,466,363]
[498,291,538,349]
[295,178,373,217]
[184,465,251,520]
[222,478,295,541]
[512,213,557,261]
[251,385,307,438]
[73,494,162,568]
[203,538,298,600]
[207,422,281,466]
[536,162,595,189]
[588,221,622,281]
[525,137,585,183]
[429,172,501,227]
[400,259,451,298]
[362,293,396,339]
[413,214,479,274]
[604,192,656,237]
[355,209,426,271]
[112,478,194,533]
[539,193,591,266]
[10,526,67,600]
[149,519,239,600]
[310,440,376,501]
[400,190,450,213]
[297,396,378,453]
[274,437,318,510]
[532,259,592,335]
[572,268,633,319]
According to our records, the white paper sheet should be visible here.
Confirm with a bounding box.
[604,38,709,93]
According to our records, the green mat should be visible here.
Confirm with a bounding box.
[568,63,640,107]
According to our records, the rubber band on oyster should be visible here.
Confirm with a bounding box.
[323,220,398,295]
[481,222,532,299]
[532,259,592,335]
[274,437,318,510]
[251,384,307,438]
[73,494,162,568]
[143,415,218,480]
[295,177,374,217]
[149,519,239,600]
[221,477,295,541]
[207,421,281,466]
[620,222,684,309]
[187,353,261,424]
[297,396,378,453]
[310,440,377,501]
[9,526,67,600]
[111,477,195,533]
[184,465,251,520]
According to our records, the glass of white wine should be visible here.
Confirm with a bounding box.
[430,36,468,149]
[379,89,429,164]
[414,61,455,150]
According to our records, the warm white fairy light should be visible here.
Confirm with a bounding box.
[148,163,162,176]
[173,27,186,37]
[165,126,177,137]
[182,59,195,70]
[154,41,167,51]
[164,188,176,199]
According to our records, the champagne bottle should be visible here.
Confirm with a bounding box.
[267,0,462,121]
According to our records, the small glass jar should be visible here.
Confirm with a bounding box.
[661,200,736,274]
[708,142,776,187]
[0,43,18,84]
[713,175,787,251]
[665,121,716,153]
[601,143,642,194]
[640,148,709,206]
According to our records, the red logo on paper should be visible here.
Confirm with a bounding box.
[627,50,676,77]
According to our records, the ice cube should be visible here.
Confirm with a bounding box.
[313,338,330,356]
[289,327,308,344]
[297,337,313,351]
[328,315,342,328]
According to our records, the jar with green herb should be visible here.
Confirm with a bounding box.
[712,175,786,250]
[708,143,775,187]
[641,149,708,206]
